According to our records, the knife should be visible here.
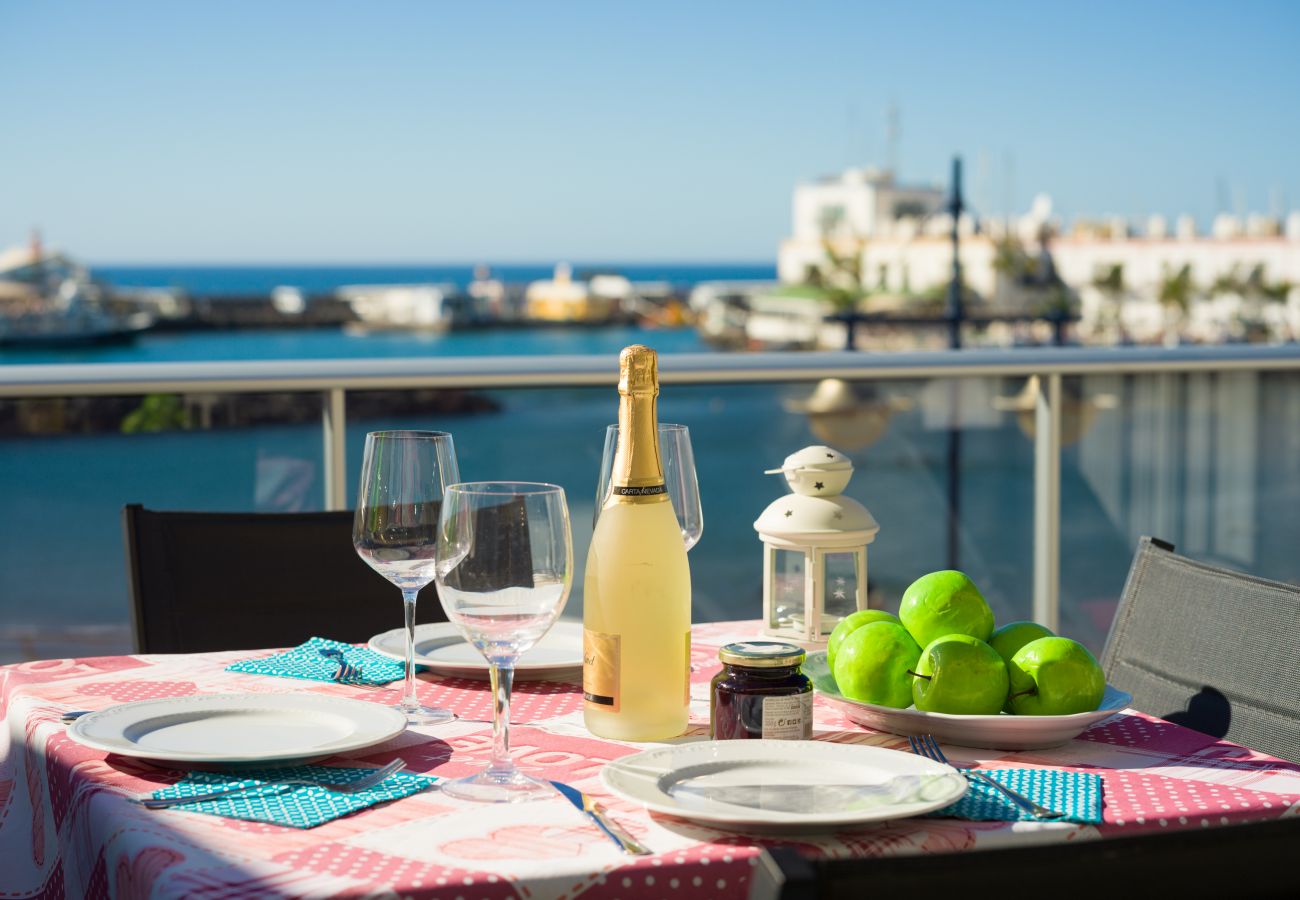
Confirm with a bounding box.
[549,780,651,856]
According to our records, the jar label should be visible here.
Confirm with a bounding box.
[761,692,812,740]
[582,629,620,712]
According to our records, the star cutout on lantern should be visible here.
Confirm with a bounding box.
[833,511,844,520]
[826,453,834,458]
[835,577,847,586]
[784,509,793,518]
[814,481,825,490]
[833,589,847,600]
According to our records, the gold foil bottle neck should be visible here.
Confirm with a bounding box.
[619,345,659,396]
[608,344,667,504]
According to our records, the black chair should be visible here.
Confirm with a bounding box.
[747,816,1300,900]
[122,504,448,653]
[1100,536,1300,762]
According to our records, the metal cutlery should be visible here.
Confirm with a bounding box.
[908,734,1065,820]
[133,759,407,809]
[549,780,650,855]
[61,710,93,724]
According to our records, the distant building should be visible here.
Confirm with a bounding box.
[789,167,945,245]
[776,164,1300,345]
[524,263,618,322]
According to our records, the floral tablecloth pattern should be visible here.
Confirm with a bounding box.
[2,620,1298,899]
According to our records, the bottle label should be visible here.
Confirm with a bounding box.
[583,629,620,712]
[613,484,667,497]
[761,692,813,740]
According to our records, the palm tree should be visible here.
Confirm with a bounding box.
[1092,263,1127,341]
[815,236,867,312]
[1158,264,1195,341]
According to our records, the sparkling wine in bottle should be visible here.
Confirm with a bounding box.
[583,345,692,740]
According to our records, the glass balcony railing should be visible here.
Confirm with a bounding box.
[2,346,1298,663]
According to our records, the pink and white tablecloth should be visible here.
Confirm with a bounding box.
[2,620,1298,899]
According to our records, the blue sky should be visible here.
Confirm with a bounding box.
[3,1,1298,263]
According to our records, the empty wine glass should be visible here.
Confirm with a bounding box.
[435,482,573,802]
[353,430,459,725]
[595,422,703,550]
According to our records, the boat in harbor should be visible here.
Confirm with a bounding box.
[336,282,465,335]
[0,234,154,349]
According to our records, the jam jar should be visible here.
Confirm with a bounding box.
[710,641,813,740]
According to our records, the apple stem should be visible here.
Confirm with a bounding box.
[906,670,931,681]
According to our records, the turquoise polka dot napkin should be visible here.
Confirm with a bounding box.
[227,637,407,685]
[929,768,1102,824]
[146,764,437,828]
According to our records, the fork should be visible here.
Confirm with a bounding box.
[134,759,407,809]
[317,648,386,690]
[908,734,1065,820]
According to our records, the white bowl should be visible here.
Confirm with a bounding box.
[806,650,1131,750]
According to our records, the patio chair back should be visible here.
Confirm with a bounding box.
[1101,535,1300,762]
[122,504,448,653]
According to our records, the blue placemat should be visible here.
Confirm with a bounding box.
[145,764,436,828]
[227,637,406,685]
[929,768,1102,823]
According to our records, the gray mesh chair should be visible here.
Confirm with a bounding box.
[1100,536,1300,762]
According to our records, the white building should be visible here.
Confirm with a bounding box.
[790,167,946,247]
[777,165,1300,344]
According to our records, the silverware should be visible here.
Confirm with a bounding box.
[549,780,650,855]
[133,759,407,809]
[317,648,385,690]
[61,710,93,723]
[908,734,1065,820]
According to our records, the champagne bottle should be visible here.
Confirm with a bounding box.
[583,345,691,740]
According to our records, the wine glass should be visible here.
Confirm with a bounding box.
[595,422,703,550]
[353,430,460,725]
[435,482,573,802]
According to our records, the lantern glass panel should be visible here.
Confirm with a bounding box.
[769,548,806,630]
[822,550,861,624]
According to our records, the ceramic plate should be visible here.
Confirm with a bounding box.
[601,739,967,831]
[806,650,1132,750]
[368,620,583,681]
[67,693,406,766]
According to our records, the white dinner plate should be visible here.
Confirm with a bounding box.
[601,739,967,831]
[806,650,1132,750]
[67,693,406,767]
[368,620,583,681]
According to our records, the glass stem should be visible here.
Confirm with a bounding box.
[401,589,420,712]
[487,662,515,775]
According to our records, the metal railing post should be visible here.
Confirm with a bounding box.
[322,388,347,511]
[1033,373,1062,630]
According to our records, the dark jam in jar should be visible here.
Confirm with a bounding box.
[710,641,813,740]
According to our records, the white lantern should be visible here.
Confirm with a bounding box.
[754,445,880,646]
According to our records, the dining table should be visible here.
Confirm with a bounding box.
[2,619,1298,900]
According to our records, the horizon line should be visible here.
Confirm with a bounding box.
[88,258,779,268]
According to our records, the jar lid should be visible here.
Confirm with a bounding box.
[718,641,806,668]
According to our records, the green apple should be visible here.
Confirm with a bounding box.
[988,621,1055,669]
[898,570,995,648]
[910,634,1009,715]
[827,609,901,672]
[1007,637,1106,715]
[832,621,922,709]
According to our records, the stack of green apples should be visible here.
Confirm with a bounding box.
[827,571,1105,716]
